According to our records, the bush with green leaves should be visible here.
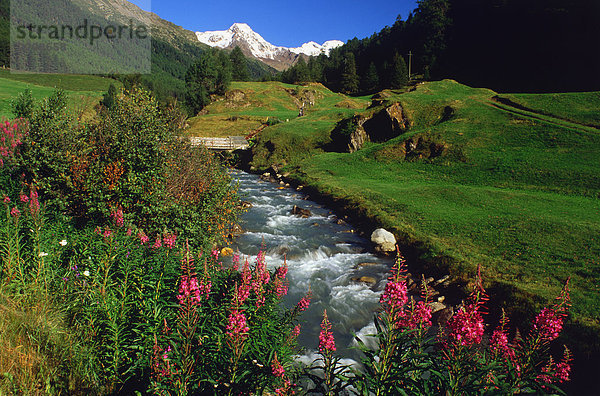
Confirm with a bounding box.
[10,87,238,248]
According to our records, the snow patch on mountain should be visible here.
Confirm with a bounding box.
[195,23,343,59]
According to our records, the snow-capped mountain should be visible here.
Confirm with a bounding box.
[196,23,343,70]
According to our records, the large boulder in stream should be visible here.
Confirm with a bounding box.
[371,228,396,253]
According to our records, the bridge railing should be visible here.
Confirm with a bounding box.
[189,136,249,150]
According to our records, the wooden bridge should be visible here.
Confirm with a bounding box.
[190,136,249,151]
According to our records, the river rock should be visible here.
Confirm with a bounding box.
[355,262,378,269]
[429,301,447,314]
[433,306,454,326]
[371,228,396,253]
[239,201,253,209]
[352,276,377,286]
[291,205,312,218]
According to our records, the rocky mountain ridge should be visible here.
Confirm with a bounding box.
[196,23,343,70]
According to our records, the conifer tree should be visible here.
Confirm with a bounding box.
[340,52,359,94]
[230,46,249,81]
[362,62,380,93]
[389,51,408,89]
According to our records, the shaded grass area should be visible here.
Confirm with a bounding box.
[0,290,88,394]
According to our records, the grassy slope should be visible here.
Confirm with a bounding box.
[186,81,369,140]
[210,80,600,343]
[0,71,118,118]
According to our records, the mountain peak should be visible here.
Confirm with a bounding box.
[195,23,343,70]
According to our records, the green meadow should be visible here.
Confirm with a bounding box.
[0,70,119,118]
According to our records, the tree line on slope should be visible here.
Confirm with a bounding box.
[280,0,600,93]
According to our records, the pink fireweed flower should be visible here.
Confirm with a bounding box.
[211,249,219,260]
[380,279,408,313]
[490,312,516,361]
[296,292,311,312]
[10,207,20,218]
[138,231,149,245]
[3,195,10,203]
[126,227,133,236]
[275,262,288,280]
[319,310,336,353]
[292,324,301,338]
[533,308,563,342]
[177,275,210,305]
[489,328,516,361]
[28,189,39,217]
[554,347,572,383]
[152,236,162,249]
[236,281,251,306]
[447,303,485,346]
[111,208,124,227]
[102,228,113,239]
[252,279,266,308]
[397,300,433,330]
[255,251,270,285]
[271,354,285,378]
[163,233,177,249]
[232,253,240,271]
[226,310,249,340]
[19,193,28,203]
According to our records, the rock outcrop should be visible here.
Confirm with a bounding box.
[329,102,412,153]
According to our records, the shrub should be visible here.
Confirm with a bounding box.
[11,87,239,248]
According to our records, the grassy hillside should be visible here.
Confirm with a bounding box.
[0,71,119,118]
[200,80,600,357]
[187,81,369,143]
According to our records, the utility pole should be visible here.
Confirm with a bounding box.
[408,50,412,82]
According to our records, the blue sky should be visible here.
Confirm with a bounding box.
[128,0,418,47]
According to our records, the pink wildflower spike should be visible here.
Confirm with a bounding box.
[397,299,433,330]
[271,353,285,378]
[554,347,572,383]
[232,253,240,271]
[163,233,177,249]
[380,279,408,313]
[152,236,162,249]
[489,311,515,361]
[126,227,133,236]
[111,208,124,227]
[226,310,249,340]
[296,291,311,312]
[29,189,39,217]
[139,231,149,245]
[19,193,28,203]
[211,249,219,260]
[318,310,336,353]
[10,207,20,218]
[447,303,485,346]
[102,228,113,239]
[533,308,563,342]
[3,195,10,203]
[292,324,301,338]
